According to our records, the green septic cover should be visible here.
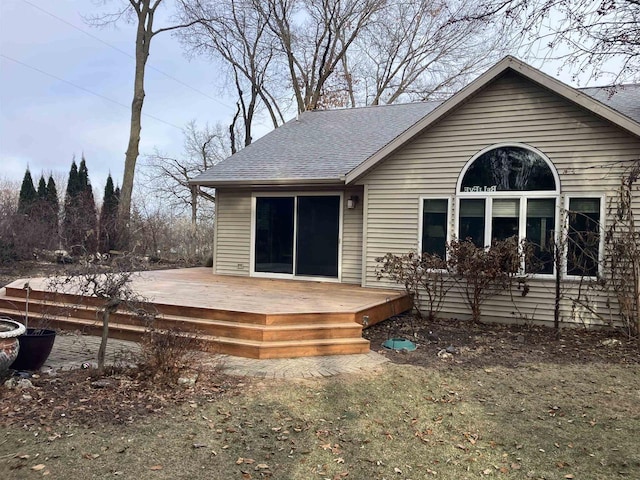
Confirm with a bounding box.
[382,338,416,352]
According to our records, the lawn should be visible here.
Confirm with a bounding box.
[1,360,638,479]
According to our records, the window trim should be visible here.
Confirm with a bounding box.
[418,196,452,258]
[456,142,561,196]
[563,194,606,279]
[454,195,560,276]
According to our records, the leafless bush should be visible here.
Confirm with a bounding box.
[605,162,640,337]
[137,322,201,386]
[448,237,524,323]
[376,251,452,331]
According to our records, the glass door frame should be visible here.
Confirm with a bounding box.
[249,191,344,282]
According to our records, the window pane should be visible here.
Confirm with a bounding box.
[461,146,556,192]
[459,199,485,247]
[296,196,339,277]
[255,197,294,274]
[526,198,555,274]
[567,198,601,276]
[422,199,448,258]
[492,199,519,242]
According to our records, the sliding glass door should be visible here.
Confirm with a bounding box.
[255,197,294,274]
[254,195,340,278]
[296,196,339,277]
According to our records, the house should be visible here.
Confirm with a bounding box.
[192,56,640,327]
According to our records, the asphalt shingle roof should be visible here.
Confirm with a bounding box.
[192,82,639,186]
[192,101,441,185]
[580,84,640,123]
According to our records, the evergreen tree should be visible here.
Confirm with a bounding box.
[17,168,37,215]
[62,158,97,254]
[37,176,47,200]
[30,175,50,246]
[98,174,120,253]
[46,176,60,248]
[78,156,98,253]
[63,160,80,251]
[78,158,93,199]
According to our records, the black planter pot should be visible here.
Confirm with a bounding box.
[10,329,57,371]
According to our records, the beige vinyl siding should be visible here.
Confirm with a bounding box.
[360,71,640,326]
[214,189,252,276]
[341,187,363,284]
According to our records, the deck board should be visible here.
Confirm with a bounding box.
[6,268,406,315]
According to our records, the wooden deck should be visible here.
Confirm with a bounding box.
[0,268,411,359]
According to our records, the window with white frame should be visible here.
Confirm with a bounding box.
[566,197,602,277]
[456,144,559,275]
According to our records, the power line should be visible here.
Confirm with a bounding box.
[20,0,234,111]
[0,53,184,130]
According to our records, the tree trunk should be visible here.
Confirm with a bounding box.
[98,301,120,372]
[119,7,152,245]
[97,308,110,372]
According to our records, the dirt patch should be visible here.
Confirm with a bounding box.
[364,314,640,368]
[0,365,238,429]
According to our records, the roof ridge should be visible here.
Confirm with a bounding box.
[303,99,444,114]
[579,83,640,90]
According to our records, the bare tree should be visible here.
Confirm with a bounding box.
[177,0,507,144]
[350,0,509,105]
[141,121,223,225]
[127,192,214,262]
[477,0,640,83]
[259,0,385,112]
[178,0,285,149]
[603,161,640,337]
[48,255,147,371]
[86,0,211,239]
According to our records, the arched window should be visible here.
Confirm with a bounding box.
[456,144,560,274]
[460,146,557,192]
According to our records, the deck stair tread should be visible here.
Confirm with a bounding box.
[0,307,367,346]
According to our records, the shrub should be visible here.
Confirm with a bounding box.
[376,251,452,329]
[447,237,523,323]
[137,322,201,385]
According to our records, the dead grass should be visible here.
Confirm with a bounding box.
[1,362,638,479]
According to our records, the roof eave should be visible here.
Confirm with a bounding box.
[345,55,640,185]
[189,177,346,188]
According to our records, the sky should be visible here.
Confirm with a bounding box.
[0,0,238,195]
[0,1,625,198]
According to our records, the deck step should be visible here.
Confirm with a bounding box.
[0,296,363,342]
[0,307,369,359]
[0,302,369,359]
